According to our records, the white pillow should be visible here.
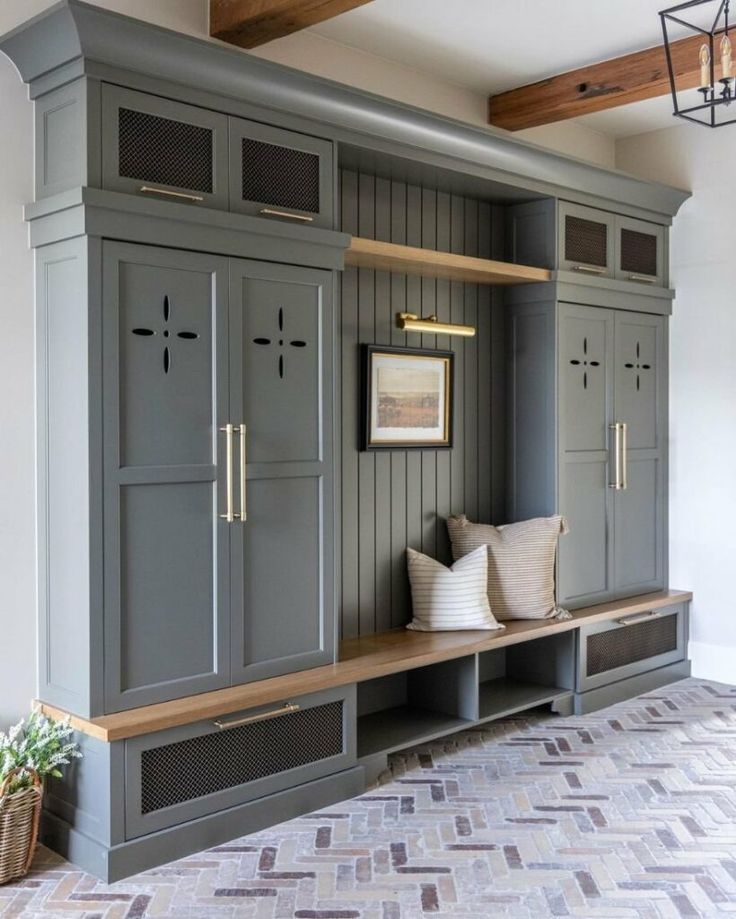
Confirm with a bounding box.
[446,515,570,621]
[406,545,504,632]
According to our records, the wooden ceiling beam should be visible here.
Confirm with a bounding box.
[488,33,706,131]
[210,0,375,49]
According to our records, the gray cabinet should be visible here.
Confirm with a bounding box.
[101,85,229,209]
[508,301,667,610]
[102,243,231,711]
[229,261,335,683]
[101,245,335,712]
[229,117,334,228]
[559,202,615,279]
[615,215,666,287]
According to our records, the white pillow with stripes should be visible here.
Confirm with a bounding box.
[406,545,504,632]
[446,515,570,621]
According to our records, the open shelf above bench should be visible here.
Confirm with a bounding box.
[345,236,552,286]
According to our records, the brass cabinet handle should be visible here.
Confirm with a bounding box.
[239,424,247,524]
[571,264,606,275]
[609,422,623,490]
[628,273,657,284]
[139,185,204,203]
[259,207,314,223]
[214,702,300,730]
[219,424,236,522]
[620,421,628,491]
[617,610,661,626]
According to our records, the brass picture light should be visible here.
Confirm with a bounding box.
[396,312,476,338]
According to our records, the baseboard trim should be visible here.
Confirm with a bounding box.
[689,642,736,685]
[574,659,691,715]
[41,765,365,883]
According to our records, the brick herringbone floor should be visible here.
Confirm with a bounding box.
[1,678,735,918]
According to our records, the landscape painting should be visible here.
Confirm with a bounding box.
[362,346,453,450]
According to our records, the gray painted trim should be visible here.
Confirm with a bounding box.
[41,765,365,882]
[573,659,692,715]
[505,279,674,316]
[25,188,349,269]
[0,1,690,218]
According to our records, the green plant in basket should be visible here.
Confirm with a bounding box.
[0,710,81,794]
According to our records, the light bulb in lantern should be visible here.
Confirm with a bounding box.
[700,43,712,87]
[722,33,733,79]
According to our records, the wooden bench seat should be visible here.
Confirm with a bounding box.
[38,589,691,743]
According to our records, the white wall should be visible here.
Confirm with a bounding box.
[617,127,736,684]
[0,1,619,728]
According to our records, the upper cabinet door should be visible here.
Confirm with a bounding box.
[559,202,615,279]
[229,117,334,228]
[557,303,615,608]
[101,85,229,209]
[229,260,335,684]
[615,216,666,287]
[102,243,231,712]
[613,312,667,597]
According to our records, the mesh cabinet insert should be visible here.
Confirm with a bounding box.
[620,228,658,277]
[586,615,678,677]
[565,215,609,267]
[241,137,320,213]
[118,107,214,193]
[139,700,344,814]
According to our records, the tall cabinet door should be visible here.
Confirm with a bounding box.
[229,261,335,684]
[613,312,667,596]
[103,243,230,712]
[557,304,615,608]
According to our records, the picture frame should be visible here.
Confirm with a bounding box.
[361,345,454,450]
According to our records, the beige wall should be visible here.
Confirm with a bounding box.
[0,1,618,727]
[617,127,735,684]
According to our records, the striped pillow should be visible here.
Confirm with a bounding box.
[406,546,504,632]
[446,515,570,621]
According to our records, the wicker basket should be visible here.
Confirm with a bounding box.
[0,768,42,885]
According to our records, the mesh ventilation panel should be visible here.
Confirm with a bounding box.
[620,228,658,276]
[119,108,213,193]
[140,701,343,814]
[586,615,678,677]
[242,138,320,213]
[565,215,608,267]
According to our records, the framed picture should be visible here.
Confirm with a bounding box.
[361,345,453,450]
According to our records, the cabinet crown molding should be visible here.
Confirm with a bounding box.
[1,0,690,219]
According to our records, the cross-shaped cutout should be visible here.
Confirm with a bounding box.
[624,341,652,392]
[252,307,307,379]
[131,295,199,374]
[569,336,601,390]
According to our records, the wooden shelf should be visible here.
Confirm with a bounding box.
[358,706,473,758]
[478,678,570,722]
[38,590,691,742]
[345,237,552,286]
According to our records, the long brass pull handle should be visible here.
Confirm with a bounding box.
[609,423,623,490]
[219,424,235,522]
[620,422,628,491]
[617,610,661,626]
[214,702,300,730]
[571,264,606,275]
[259,207,314,223]
[139,186,204,203]
[628,273,657,284]
[239,424,247,523]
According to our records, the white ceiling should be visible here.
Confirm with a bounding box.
[310,0,683,137]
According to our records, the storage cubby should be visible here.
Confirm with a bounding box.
[357,656,478,757]
[477,632,575,723]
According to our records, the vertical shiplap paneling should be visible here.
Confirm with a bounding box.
[339,169,503,636]
[340,170,360,638]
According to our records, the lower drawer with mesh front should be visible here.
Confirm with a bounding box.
[576,603,687,694]
[124,685,356,839]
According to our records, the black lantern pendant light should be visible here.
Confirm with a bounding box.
[660,0,736,126]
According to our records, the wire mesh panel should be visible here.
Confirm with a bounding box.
[586,615,678,677]
[241,138,320,213]
[140,701,343,814]
[620,228,658,277]
[119,107,214,193]
[565,215,609,267]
